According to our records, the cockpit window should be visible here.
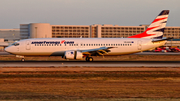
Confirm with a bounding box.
[12,42,20,46]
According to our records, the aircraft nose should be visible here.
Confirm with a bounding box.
[5,47,10,53]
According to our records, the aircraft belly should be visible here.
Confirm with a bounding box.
[12,51,65,56]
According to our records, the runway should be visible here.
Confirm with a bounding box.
[0,61,180,67]
[1,51,180,67]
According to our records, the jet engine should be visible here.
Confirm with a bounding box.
[64,50,83,60]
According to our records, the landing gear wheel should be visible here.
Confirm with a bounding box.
[88,57,93,62]
[86,57,93,62]
[21,58,25,61]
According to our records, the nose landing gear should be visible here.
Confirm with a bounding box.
[16,55,25,62]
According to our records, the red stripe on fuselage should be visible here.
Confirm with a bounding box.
[128,26,159,38]
[128,32,155,38]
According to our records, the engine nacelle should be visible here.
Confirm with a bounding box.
[64,50,83,60]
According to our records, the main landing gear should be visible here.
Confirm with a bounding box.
[86,57,93,62]
[16,55,25,62]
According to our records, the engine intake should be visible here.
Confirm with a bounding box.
[64,50,83,60]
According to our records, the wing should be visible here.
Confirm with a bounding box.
[81,47,115,56]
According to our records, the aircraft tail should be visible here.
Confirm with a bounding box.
[128,10,169,39]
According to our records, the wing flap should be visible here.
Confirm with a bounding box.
[81,47,115,56]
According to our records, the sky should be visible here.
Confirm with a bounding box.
[0,0,179,29]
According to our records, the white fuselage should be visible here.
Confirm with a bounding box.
[5,38,166,56]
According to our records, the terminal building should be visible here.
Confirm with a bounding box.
[20,23,147,39]
[0,29,20,42]
[20,23,180,39]
[0,29,20,51]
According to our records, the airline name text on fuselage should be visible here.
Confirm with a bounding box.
[31,41,74,44]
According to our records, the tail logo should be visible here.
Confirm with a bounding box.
[128,10,169,39]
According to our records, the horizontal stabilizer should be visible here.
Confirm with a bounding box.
[152,37,173,42]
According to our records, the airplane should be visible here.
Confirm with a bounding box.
[5,10,170,62]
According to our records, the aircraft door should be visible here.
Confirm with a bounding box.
[26,41,31,50]
[137,40,142,50]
